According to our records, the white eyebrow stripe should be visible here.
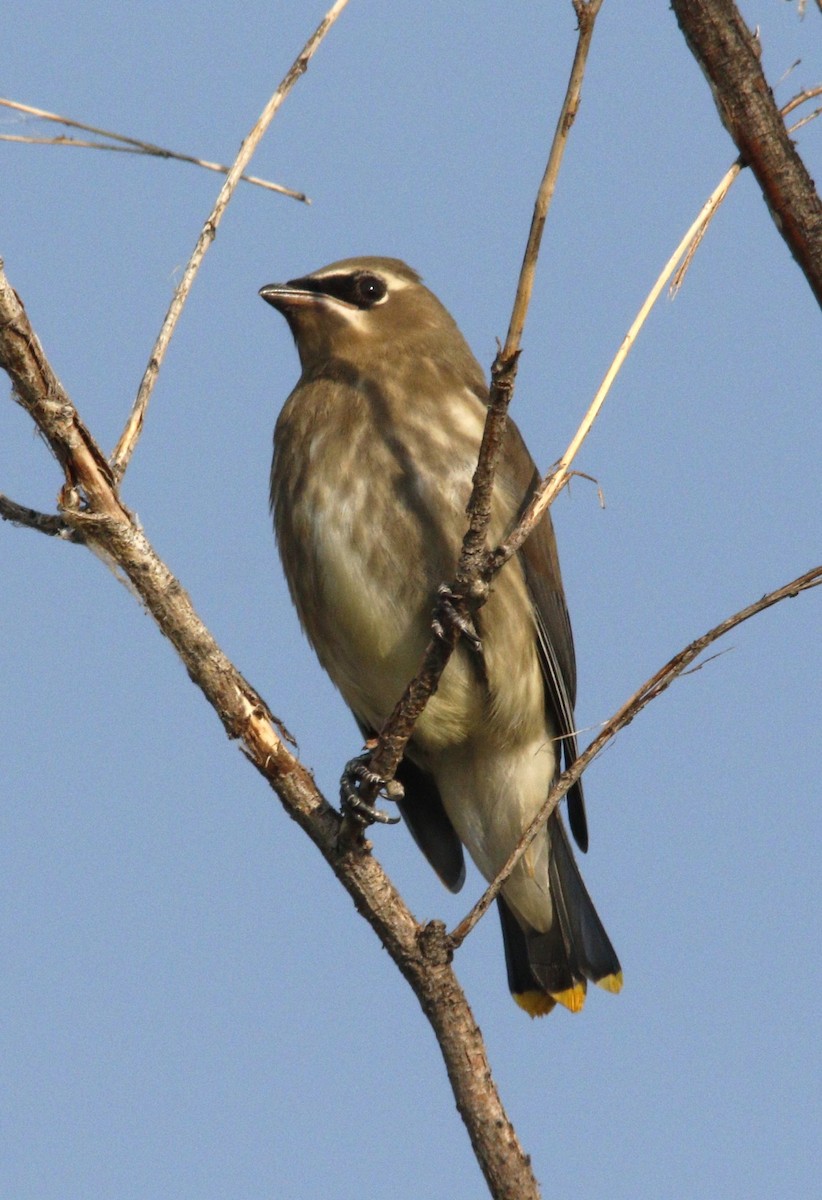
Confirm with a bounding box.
[309,266,413,293]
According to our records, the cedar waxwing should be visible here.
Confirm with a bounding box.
[260,257,622,1015]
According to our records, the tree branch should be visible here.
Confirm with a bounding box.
[0,256,541,1200]
[490,157,745,571]
[671,0,822,305]
[363,27,822,835]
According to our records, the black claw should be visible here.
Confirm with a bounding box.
[340,753,403,826]
[433,584,482,651]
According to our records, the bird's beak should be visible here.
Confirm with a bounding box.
[259,282,321,312]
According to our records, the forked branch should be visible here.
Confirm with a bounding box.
[0,97,308,201]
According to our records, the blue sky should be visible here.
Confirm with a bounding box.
[2,3,820,1198]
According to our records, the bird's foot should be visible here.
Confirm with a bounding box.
[432,584,482,652]
[340,752,403,827]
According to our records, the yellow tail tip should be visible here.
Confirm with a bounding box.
[514,972,623,1016]
[551,982,587,1013]
[513,990,557,1018]
[596,970,624,995]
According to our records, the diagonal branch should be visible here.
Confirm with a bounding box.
[1,249,541,1200]
[356,0,605,820]
[450,564,822,946]
[671,84,822,294]
[0,259,119,511]
[109,0,352,481]
[490,163,742,571]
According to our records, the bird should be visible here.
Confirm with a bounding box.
[260,256,622,1016]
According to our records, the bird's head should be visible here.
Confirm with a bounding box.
[259,256,479,379]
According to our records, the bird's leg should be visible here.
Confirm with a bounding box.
[340,751,403,826]
[431,583,483,652]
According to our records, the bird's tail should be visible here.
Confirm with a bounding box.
[499,811,623,1017]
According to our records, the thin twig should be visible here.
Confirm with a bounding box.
[0,493,77,539]
[0,128,307,201]
[0,96,307,199]
[503,0,606,360]
[669,163,741,295]
[0,95,203,153]
[349,1,605,838]
[450,565,822,946]
[109,0,351,481]
[459,0,605,579]
[780,84,822,121]
[787,103,822,135]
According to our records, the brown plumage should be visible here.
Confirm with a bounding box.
[261,257,621,1015]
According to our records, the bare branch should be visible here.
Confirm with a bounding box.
[500,75,822,551]
[0,253,541,1200]
[451,565,822,946]
[504,0,606,357]
[781,84,822,122]
[109,0,352,481]
[358,40,750,822]
[0,260,119,510]
[6,7,816,1193]
[0,96,308,200]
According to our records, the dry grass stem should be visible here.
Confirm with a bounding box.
[669,163,741,295]
[492,165,756,573]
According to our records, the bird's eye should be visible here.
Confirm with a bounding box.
[353,273,387,307]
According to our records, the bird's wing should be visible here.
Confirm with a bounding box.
[394,756,467,892]
[501,421,589,852]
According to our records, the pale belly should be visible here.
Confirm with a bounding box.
[306,491,488,753]
[316,515,561,931]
